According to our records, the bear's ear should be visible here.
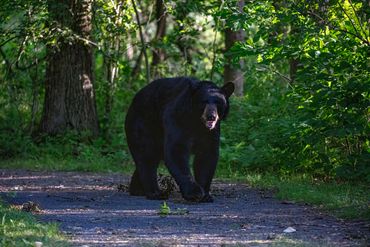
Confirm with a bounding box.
[221,82,235,98]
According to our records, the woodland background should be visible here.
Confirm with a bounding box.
[0,0,369,183]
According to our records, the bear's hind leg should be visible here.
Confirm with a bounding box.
[126,118,167,200]
[129,169,145,196]
[137,163,168,200]
[129,167,167,200]
[130,148,168,200]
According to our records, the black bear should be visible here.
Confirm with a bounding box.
[125,77,234,202]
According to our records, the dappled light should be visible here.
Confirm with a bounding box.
[1,170,368,246]
[0,0,369,245]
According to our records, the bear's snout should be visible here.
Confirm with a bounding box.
[202,104,219,130]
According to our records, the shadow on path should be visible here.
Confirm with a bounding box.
[0,169,368,246]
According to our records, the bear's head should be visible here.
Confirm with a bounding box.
[192,81,234,130]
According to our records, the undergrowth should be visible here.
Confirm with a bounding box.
[0,201,67,246]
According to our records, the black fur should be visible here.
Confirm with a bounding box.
[125,77,234,202]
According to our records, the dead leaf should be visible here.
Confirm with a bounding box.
[22,201,42,213]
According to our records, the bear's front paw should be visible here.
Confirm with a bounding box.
[182,183,204,202]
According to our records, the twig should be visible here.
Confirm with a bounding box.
[338,1,365,44]
[273,69,293,85]
[0,36,17,48]
[15,35,28,70]
[258,65,293,89]
[335,28,369,45]
[305,9,369,45]
[348,0,368,41]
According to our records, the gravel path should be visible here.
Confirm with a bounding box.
[0,169,368,246]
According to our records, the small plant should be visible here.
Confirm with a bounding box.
[158,201,171,216]
[173,208,189,215]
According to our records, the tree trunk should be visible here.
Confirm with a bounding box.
[39,0,99,136]
[224,0,245,96]
[151,0,167,79]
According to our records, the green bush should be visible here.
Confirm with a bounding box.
[218,1,369,182]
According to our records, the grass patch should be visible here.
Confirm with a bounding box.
[0,201,67,247]
[240,173,370,220]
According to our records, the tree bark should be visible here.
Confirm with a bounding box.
[224,0,245,96]
[39,0,99,136]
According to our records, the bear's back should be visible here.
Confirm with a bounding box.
[131,77,197,109]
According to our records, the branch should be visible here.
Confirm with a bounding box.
[0,37,45,72]
[258,65,293,89]
[273,69,293,84]
[15,35,28,70]
[15,56,46,71]
[210,0,225,80]
[305,9,369,46]
[0,36,17,48]
[337,1,368,45]
[132,0,150,83]
[335,28,370,46]
[348,0,368,41]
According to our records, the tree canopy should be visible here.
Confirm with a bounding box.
[0,0,369,181]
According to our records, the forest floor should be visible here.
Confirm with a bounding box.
[0,169,369,247]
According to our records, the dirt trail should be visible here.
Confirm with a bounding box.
[0,169,368,246]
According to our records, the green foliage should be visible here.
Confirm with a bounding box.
[0,202,67,246]
[0,130,131,173]
[219,94,295,176]
[218,0,369,181]
[0,0,369,182]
